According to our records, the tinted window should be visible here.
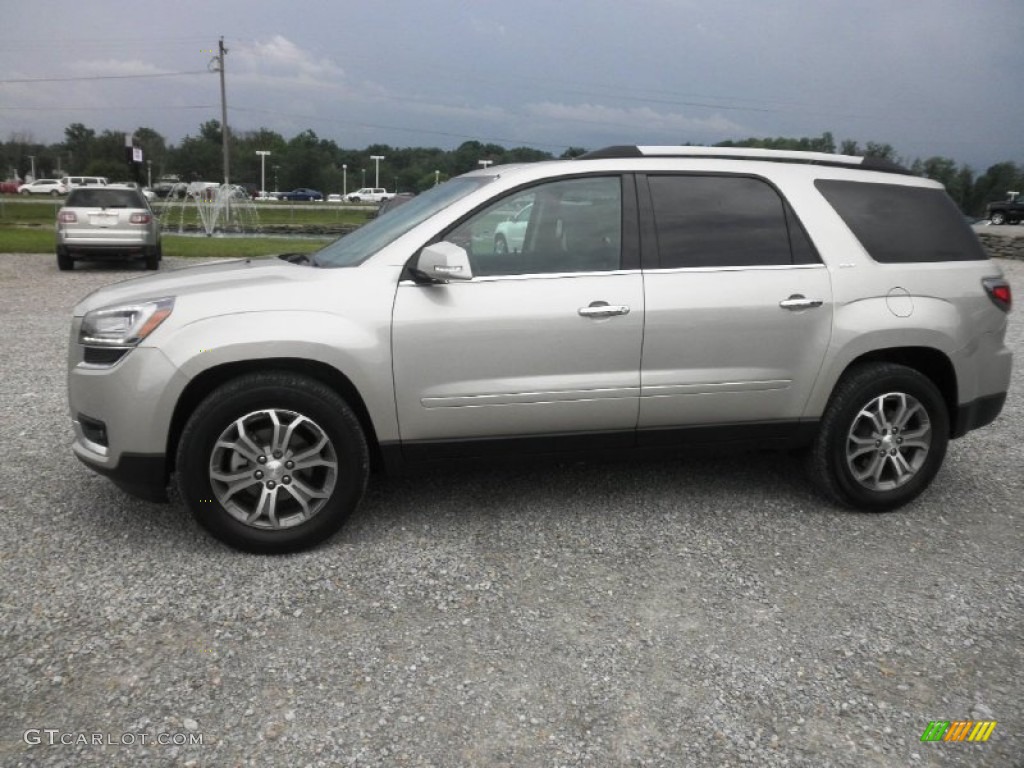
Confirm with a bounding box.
[816,180,987,263]
[67,189,144,208]
[446,176,622,276]
[648,175,798,268]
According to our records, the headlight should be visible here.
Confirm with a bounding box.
[80,297,175,347]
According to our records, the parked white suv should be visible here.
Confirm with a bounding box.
[67,145,1013,553]
[345,187,394,203]
[18,179,68,196]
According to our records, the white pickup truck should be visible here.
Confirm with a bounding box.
[345,187,394,203]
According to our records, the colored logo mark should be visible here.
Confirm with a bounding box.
[920,720,997,742]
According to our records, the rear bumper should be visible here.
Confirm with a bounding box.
[952,392,1007,438]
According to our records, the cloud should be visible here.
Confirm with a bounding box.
[74,59,172,77]
[233,35,345,84]
[524,102,745,138]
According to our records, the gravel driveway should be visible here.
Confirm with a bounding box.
[1,253,1021,767]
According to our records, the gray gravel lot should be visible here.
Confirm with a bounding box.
[1,253,1022,767]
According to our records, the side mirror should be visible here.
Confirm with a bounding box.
[413,241,474,282]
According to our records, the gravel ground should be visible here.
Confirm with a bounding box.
[1,253,1021,767]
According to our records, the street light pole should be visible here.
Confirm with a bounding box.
[478,159,493,170]
[27,155,36,180]
[256,150,271,197]
[434,170,439,186]
[147,160,152,188]
[342,164,347,197]
[370,155,385,188]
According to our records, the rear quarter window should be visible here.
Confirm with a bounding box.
[67,189,145,208]
[815,179,987,263]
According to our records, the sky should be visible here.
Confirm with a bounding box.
[1,0,1022,170]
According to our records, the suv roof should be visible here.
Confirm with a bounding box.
[578,145,911,174]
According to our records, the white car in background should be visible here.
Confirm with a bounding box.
[345,187,394,203]
[18,179,68,196]
[493,202,532,254]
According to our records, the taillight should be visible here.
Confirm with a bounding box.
[58,211,77,223]
[982,277,1012,312]
[129,212,152,224]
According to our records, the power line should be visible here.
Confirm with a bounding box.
[0,70,209,85]
[0,105,215,112]
[231,106,565,151]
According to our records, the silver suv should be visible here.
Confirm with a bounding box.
[67,146,1013,553]
[57,185,162,271]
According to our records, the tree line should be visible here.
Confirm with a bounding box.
[2,124,1020,215]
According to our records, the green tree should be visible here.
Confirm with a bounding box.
[132,127,168,179]
[62,123,96,174]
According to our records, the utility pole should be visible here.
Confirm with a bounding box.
[209,37,230,186]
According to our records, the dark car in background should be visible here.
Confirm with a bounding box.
[277,188,324,202]
[987,193,1023,225]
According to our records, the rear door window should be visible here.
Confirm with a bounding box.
[815,180,986,262]
[646,175,816,268]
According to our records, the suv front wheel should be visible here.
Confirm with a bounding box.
[176,372,370,553]
[808,363,949,511]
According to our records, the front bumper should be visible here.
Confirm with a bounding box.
[68,327,188,501]
[72,445,169,502]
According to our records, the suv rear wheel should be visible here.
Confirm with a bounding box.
[808,363,949,511]
[56,248,73,271]
[176,372,369,553]
[990,212,1007,225]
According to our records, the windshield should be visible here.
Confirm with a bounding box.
[311,177,491,268]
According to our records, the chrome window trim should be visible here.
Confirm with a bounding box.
[399,262,826,285]
[642,263,828,275]
[399,269,642,285]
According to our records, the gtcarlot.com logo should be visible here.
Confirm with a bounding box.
[24,729,203,747]
[920,720,997,743]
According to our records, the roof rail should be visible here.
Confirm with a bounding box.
[578,145,911,174]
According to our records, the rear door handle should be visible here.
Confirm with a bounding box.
[578,301,630,318]
[779,294,823,311]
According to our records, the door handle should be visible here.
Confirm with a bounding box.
[578,302,630,318]
[779,294,823,311]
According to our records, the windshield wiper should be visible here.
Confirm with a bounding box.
[278,252,313,266]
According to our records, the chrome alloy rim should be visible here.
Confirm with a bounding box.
[209,409,338,530]
[845,392,932,492]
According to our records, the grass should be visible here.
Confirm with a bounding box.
[0,195,358,257]
[0,198,372,228]
[0,226,333,258]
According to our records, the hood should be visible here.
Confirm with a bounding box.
[73,257,313,315]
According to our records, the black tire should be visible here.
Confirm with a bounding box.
[19,189,30,196]
[56,248,73,271]
[990,212,1007,225]
[144,248,159,270]
[494,234,508,255]
[807,363,949,511]
[50,189,60,197]
[176,372,369,553]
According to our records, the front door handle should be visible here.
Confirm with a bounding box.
[779,294,823,311]
[578,301,630,318]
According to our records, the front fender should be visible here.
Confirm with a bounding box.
[153,310,398,442]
